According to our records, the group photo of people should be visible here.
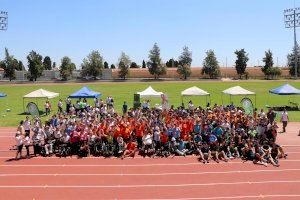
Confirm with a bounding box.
[14,95,288,167]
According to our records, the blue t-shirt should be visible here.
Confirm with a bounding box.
[213,127,223,137]
[194,124,201,134]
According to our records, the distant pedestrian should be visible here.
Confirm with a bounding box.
[58,99,63,113]
[122,101,128,115]
[280,109,289,133]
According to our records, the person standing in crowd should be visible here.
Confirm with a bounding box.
[24,116,31,137]
[65,98,71,113]
[122,101,128,115]
[58,99,63,113]
[17,120,25,137]
[24,134,31,158]
[280,109,289,133]
[44,100,51,115]
[267,108,276,124]
[15,131,23,160]
[188,100,194,110]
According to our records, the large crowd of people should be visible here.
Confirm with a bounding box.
[14,97,288,167]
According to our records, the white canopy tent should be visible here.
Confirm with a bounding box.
[222,86,256,106]
[181,86,211,105]
[137,86,163,98]
[23,89,59,112]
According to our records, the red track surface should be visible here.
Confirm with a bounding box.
[0,123,300,200]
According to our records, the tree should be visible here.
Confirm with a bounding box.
[235,49,249,79]
[2,48,17,81]
[104,61,109,69]
[80,50,104,79]
[166,58,179,68]
[147,43,166,79]
[43,56,52,70]
[130,62,139,68]
[118,52,131,79]
[142,60,146,68]
[287,44,300,77]
[17,60,25,71]
[262,50,274,79]
[177,46,192,79]
[52,62,56,69]
[201,50,220,79]
[110,64,116,69]
[27,51,44,81]
[59,56,76,80]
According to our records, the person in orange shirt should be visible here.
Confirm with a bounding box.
[135,122,144,149]
[122,139,137,159]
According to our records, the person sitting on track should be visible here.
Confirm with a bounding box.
[122,138,137,159]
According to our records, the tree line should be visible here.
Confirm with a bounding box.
[0,44,299,81]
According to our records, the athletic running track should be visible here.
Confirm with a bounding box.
[0,123,300,200]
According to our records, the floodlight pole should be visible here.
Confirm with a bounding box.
[284,7,300,79]
[293,9,298,78]
[0,11,8,31]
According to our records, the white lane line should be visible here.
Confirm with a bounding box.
[0,180,299,188]
[1,159,300,167]
[0,168,300,177]
[141,194,300,200]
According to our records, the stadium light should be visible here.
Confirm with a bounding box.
[284,7,300,79]
[0,11,8,31]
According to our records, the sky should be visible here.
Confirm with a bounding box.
[0,0,299,68]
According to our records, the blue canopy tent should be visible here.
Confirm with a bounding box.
[0,93,8,115]
[268,84,300,111]
[269,84,300,95]
[69,86,101,98]
[0,93,7,98]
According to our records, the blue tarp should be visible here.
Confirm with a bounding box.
[69,87,101,98]
[269,84,300,95]
[0,93,7,98]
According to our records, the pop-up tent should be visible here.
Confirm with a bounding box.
[137,86,163,98]
[23,89,59,111]
[69,86,101,98]
[269,84,300,95]
[181,86,210,104]
[268,84,300,110]
[222,86,256,106]
[0,93,6,98]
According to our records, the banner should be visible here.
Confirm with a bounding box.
[241,98,253,115]
[26,102,39,117]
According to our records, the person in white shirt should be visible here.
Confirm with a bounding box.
[188,100,194,110]
[24,136,31,158]
[58,99,63,113]
[24,116,31,137]
[15,131,23,160]
[281,109,289,133]
[44,101,50,115]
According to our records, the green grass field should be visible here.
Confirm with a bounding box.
[0,80,299,127]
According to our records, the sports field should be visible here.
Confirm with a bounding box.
[0,80,300,127]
